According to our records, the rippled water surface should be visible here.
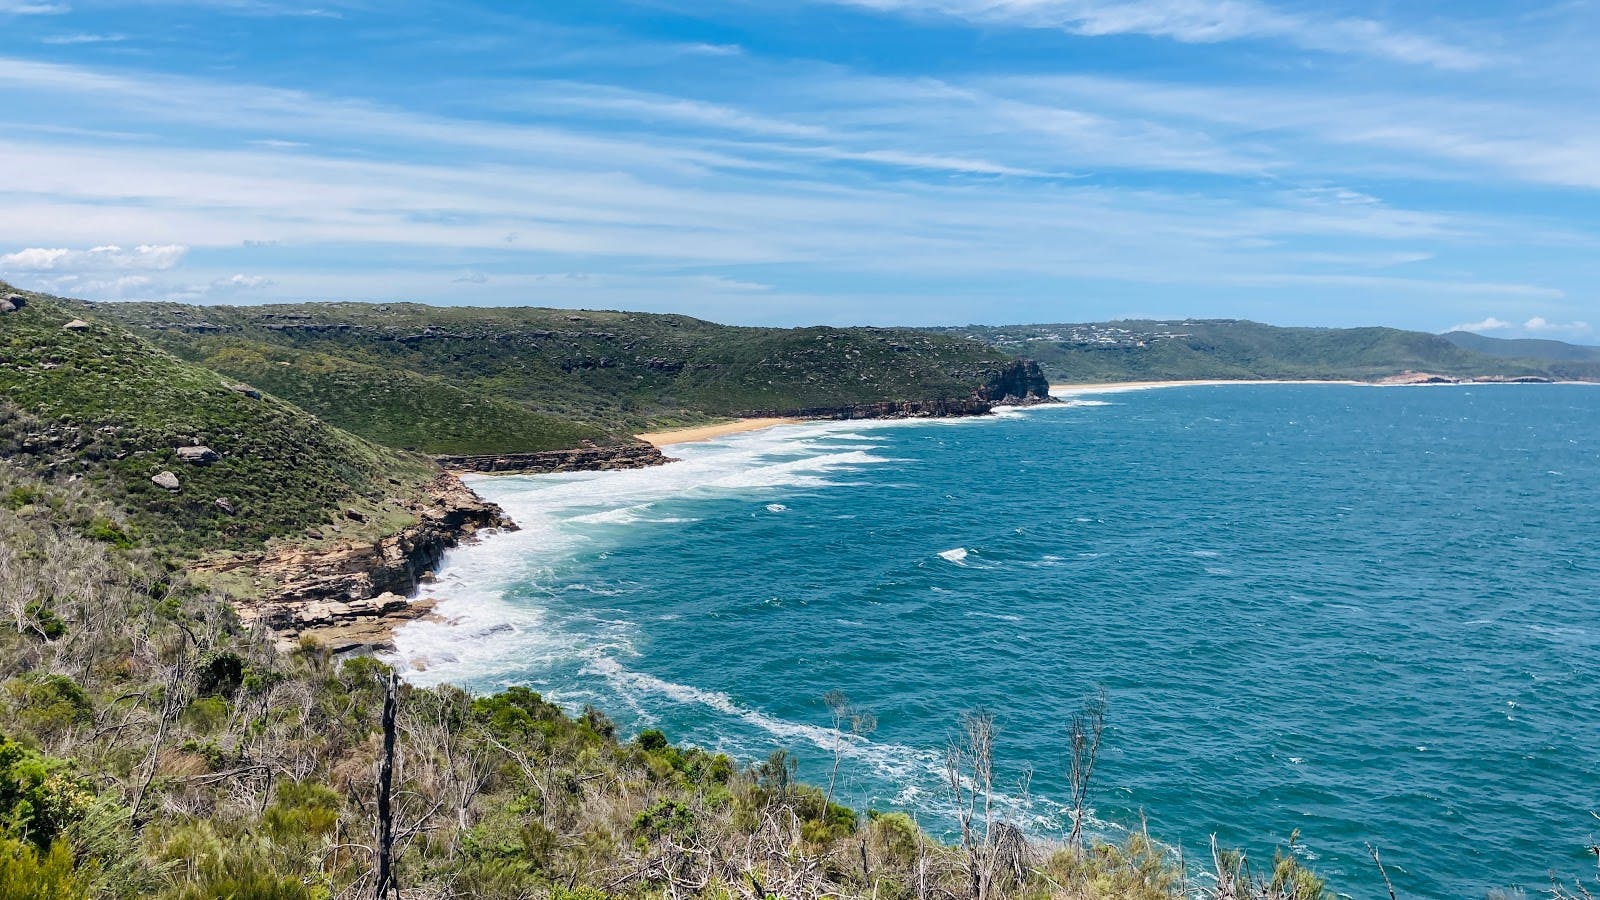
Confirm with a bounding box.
[395,384,1600,897]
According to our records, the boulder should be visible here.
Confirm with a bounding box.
[63,319,91,331]
[151,471,181,492]
[215,498,236,515]
[344,508,366,523]
[176,445,220,464]
[229,383,262,399]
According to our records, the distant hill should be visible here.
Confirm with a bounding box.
[93,300,1043,454]
[1442,330,1600,364]
[930,319,1600,384]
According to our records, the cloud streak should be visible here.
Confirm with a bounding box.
[0,243,188,271]
[0,2,1589,328]
[824,0,1486,69]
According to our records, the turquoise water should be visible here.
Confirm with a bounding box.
[395,384,1600,897]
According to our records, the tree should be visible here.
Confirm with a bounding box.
[822,690,877,810]
[1066,689,1107,854]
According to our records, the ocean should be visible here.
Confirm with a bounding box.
[392,384,1600,898]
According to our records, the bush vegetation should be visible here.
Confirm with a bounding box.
[91,298,1030,454]
[0,291,437,553]
[931,319,1600,383]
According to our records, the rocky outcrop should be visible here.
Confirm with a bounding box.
[176,445,220,464]
[735,358,1053,420]
[436,442,672,474]
[151,471,181,492]
[0,293,24,314]
[202,473,513,653]
[979,358,1053,404]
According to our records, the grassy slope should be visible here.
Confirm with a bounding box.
[1443,330,1600,364]
[97,301,1025,453]
[0,286,434,554]
[936,319,1600,382]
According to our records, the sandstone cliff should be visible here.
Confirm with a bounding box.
[198,473,512,652]
[435,441,672,474]
[978,358,1052,403]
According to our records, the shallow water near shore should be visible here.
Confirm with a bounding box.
[394,384,1600,898]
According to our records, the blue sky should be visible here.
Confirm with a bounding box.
[0,0,1597,336]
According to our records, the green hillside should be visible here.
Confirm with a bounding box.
[1443,330,1600,364]
[96,301,1038,455]
[0,285,435,553]
[933,319,1600,383]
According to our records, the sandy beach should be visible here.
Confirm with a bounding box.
[636,417,805,446]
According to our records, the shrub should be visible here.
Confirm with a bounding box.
[263,781,341,842]
[193,652,246,699]
[472,687,563,737]
[2,486,43,511]
[633,798,694,840]
[180,697,229,735]
[20,603,66,641]
[637,728,668,751]
[83,517,134,549]
[0,734,95,849]
[0,835,89,900]
[4,675,93,740]
[155,821,324,900]
[869,811,921,863]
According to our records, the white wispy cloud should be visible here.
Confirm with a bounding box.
[39,32,127,44]
[994,74,1600,191]
[1450,317,1511,332]
[824,0,1487,69]
[0,1,70,14]
[1523,316,1591,336]
[0,243,188,271]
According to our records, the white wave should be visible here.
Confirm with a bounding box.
[938,547,969,564]
[393,419,912,685]
[766,503,788,513]
[569,505,650,525]
[965,611,1022,623]
[1062,399,1112,408]
[577,653,1073,834]
[581,653,937,779]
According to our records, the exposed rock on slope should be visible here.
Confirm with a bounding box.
[436,441,672,474]
[202,473,512,652]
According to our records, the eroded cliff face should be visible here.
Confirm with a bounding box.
[199,473,512,651]
[435,442,672,474]
[734,358,1052,420]
[978,358,1052,404]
